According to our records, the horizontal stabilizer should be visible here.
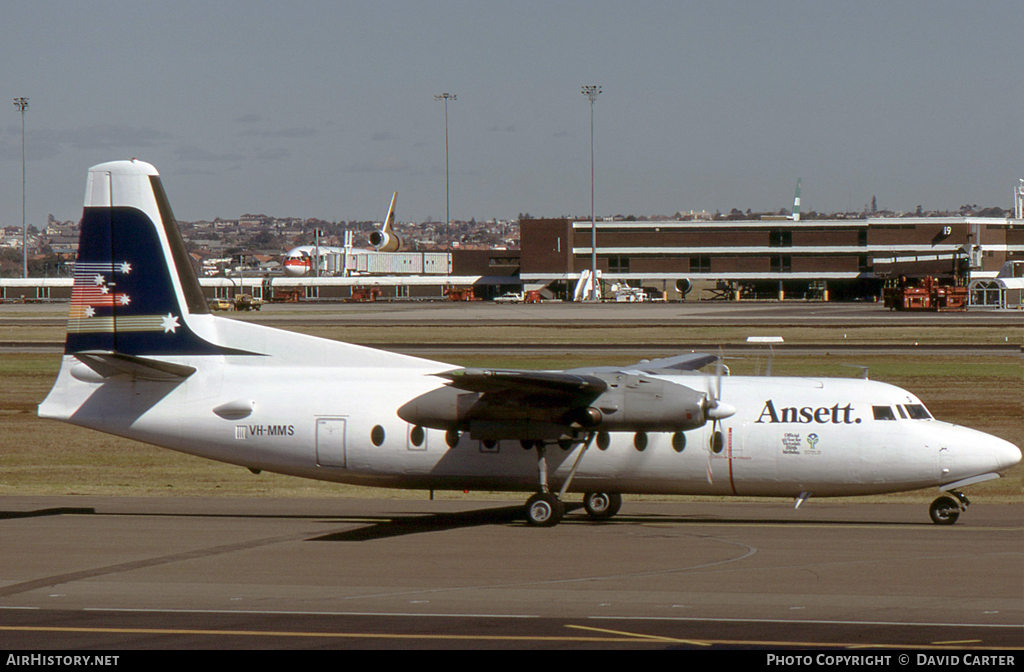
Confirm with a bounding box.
[74,350,196,381]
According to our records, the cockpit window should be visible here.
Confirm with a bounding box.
[896,405,908,419]
[905,404,932,420]
[872,406,896,421]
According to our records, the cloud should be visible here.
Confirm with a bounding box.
[42,125,173,150]
[239,127,316,138]
[252,147,290,161]
[175,144,244,162]
[347,156,409,173]
[0,124,173,161]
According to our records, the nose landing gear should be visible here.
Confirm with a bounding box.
[929,490,969,525]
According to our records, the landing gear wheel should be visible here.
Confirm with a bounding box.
[525,493,565,527]
[583,492,622,520]
[929,496,961,525]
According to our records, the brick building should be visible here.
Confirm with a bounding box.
[520,217,1023,300]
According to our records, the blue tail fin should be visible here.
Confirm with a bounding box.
[66,160,230,356]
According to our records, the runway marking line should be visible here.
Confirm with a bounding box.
[0,625,661,644]
[565,624,709,646]
[0,626,1017,650]
[933,640,983,645]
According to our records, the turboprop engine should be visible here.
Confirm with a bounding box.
[397,371,711,441]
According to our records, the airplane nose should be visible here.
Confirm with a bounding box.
[994,437,1022,472]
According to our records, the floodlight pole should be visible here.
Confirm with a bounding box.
[581,86,601,300]
[14,97,28,278]
[435,93,456,266]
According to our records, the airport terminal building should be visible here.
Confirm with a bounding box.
[4,215,1022,306]
[520,216,1023,301]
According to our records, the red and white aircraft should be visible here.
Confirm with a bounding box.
[282,192,400,276]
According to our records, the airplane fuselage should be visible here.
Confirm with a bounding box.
[42,317,1017,500]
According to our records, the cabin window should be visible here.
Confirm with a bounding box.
[710,431,724,453]
[905,404,932,420]
[672,432,686,453]
[872,406,896,421]
[370,425,385,446]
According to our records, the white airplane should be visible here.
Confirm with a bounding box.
[282,191,400,276]
[40,160,1020,527]
[791,178,801,221]
[761,178,802,222]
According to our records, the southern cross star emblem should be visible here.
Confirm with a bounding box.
[119,262,132,274]
[160,313,180,334]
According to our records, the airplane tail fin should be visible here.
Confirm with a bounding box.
[369,192,402,251]
[66,160,229,357]
[792,178,801,222]
[383,191,397,234]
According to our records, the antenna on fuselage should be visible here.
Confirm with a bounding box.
[841,364,870,380]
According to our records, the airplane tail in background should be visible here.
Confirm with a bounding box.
[369,192,402,252]
[792,178,801,222]
[66,160,236,357]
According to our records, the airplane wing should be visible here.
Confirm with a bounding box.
[401,358,710,440]
[437,368,607,398]
[565,352,718,375]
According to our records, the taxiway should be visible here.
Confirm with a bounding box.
[0,497,1020,649]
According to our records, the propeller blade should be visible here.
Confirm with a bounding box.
[715,347,724,400]
[706,418,716,484]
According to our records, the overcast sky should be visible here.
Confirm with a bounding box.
[0,1,1021,227]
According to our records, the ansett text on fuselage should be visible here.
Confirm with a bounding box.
[756,400,860,425]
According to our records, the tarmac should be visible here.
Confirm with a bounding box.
[2,300,1021,650]
[0,496,1020,650]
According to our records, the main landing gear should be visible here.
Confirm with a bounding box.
[524,491,623,527]
[521,433,623,527]
[525,492,564,527]
[929,490,969,525]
